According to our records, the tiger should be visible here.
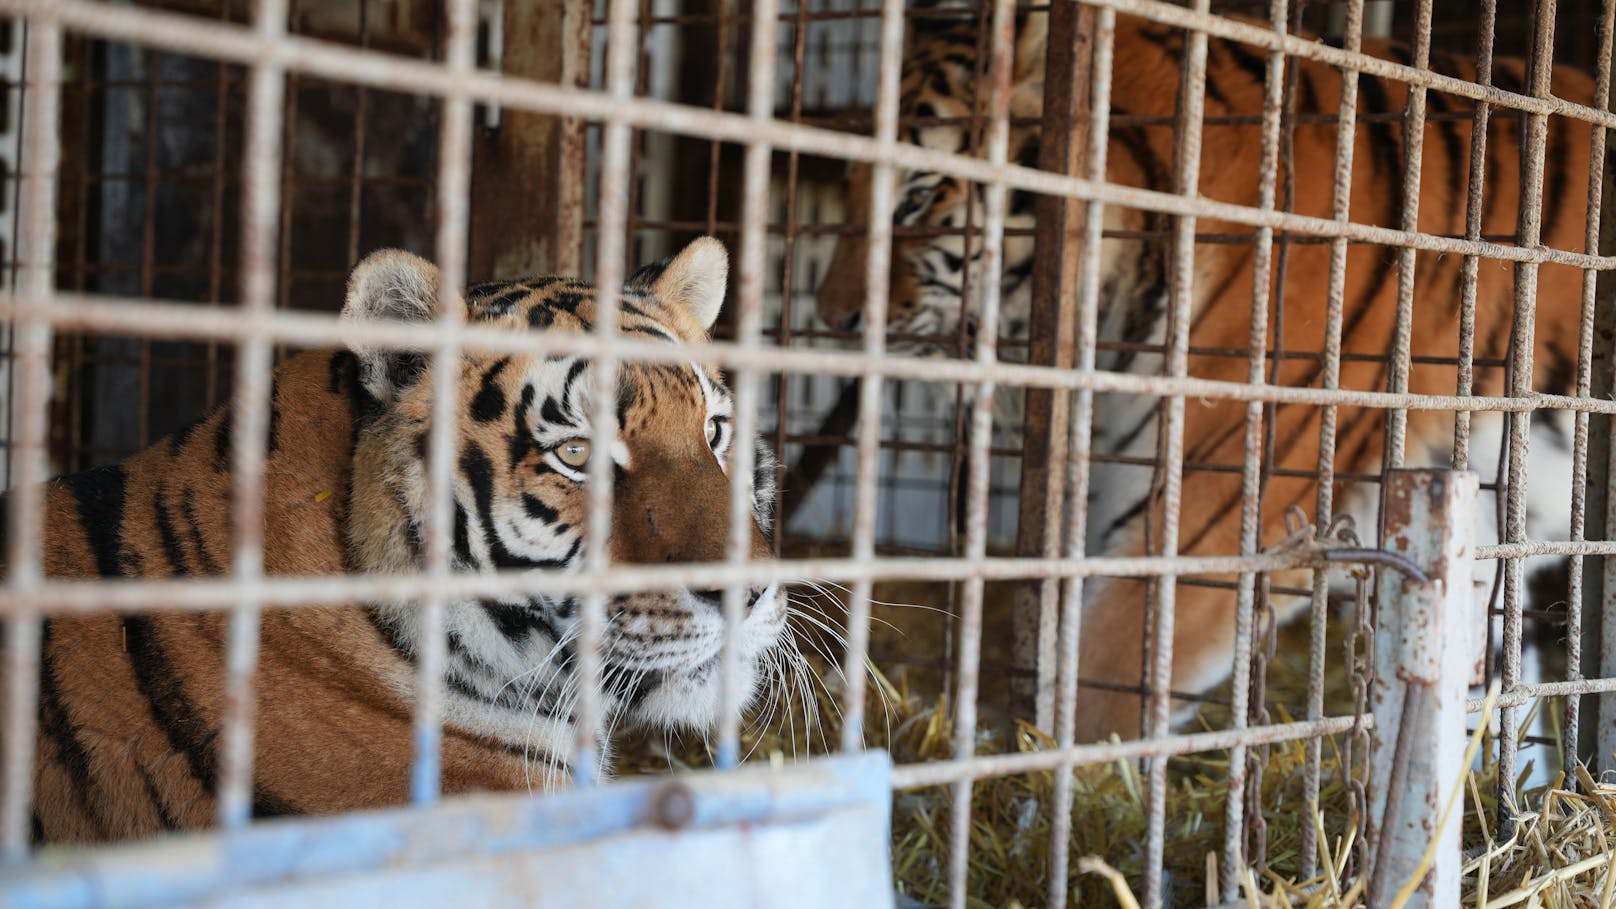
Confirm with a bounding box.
[8,237,788,844]
[816,10,1597,742]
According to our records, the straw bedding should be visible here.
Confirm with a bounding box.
[614,578,1614,908]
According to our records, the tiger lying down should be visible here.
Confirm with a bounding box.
[11,238,789,844]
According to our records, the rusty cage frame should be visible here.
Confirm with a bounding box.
[3,0,1616,907]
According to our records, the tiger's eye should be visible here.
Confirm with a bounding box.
[555,438,591,469]
[706,417,722,448]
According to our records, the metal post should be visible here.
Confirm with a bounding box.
[1367,469,1477,908]
[468,0,590,278]
[1011,0,1094,731]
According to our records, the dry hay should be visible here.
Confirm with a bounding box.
[613,577,1609,908]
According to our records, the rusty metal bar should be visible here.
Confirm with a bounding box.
[1366,470,1477,908]
[1,18,59,862]
[219,0,288,828]
[1301,0,1366,875]
[1567,0,1616,782]
[1046,3,1113,905]
[0,545,1480,619]
[895,712,1374,791]
[469,0,577,278]
[839,0,904,755]
[1012,0,1093,732]
[19,291,1616,414]
[1143,2,1213,903]
[947,2,1016,903]
[575,0,636,787]
[1382,0,1434,468]
[1498,0,1559,830]
[411,0,478,806]
[1451,0,1496,473]
[718,0,778,770]
[1223,0,1289,895]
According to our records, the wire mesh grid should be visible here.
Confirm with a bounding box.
[3,0,1616,907]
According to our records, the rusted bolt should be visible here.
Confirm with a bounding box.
[648,781,695,831]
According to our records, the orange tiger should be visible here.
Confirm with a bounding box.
[8,237,787,843]
[817,11,1597,740]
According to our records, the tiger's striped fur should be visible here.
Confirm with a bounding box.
[11,237,786,843]
[816,12,1597,741]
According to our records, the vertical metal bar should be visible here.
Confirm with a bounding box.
[1,19,59,861]
[1012,0,1091,733]
[576,0,636,786]
[717,0,777,770]
[219,0,288,828]
[1451,0,1496,473]
[1498,0,1558,828]
[344,0,370,268]
[554,0,590,277]
[839,0,902,755]
[1046,6,1114,905]
[1301,0,1365,876]
[413,0,478,806]
[1567,0,1615,782]
[947,0,1015,904]
[1383,0,1434,468]
[768,0,809,558]
[1223,0,1289,896]
[1366,469,1477,909]
[1143,2,1211,905]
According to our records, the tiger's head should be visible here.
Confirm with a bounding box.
[340,238,784,770]
[816,15,1049,355]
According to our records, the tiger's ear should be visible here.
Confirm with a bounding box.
[645,237,729,333]
[342,249,460,402]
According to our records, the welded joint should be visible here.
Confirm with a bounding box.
[1267,506,1431,585]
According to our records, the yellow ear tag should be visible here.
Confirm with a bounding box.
[314,488,334,503]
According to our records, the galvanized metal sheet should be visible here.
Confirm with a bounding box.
[2,752,895,909]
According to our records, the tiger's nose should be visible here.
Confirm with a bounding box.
[692,587,767,610]
[834,310,863,333]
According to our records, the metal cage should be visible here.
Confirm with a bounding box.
[2,0,1616,907]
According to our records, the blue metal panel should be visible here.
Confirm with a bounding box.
[2,752,895,909]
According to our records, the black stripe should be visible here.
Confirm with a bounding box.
[1201,41,1233,109]
[366,607,414,661]
[213,411,232,472]
[178,490,222,575]
[61,466,130,578]
[38,622,104,833]
[266,379,281,456]
[136,764,183,831]
[1219,37,1271,89]
[153,489,191,576]
[1356,72,1404,228]
[1424,89,1465,223]
[122,617,218,792]
[471,358,511,423]
[521,494,559,523]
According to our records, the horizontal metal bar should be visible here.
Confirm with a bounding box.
[890,714,1368,790]
[0,547,1380,617]
[5,0,1613,269]
[1465,677,1616,712]
[5,293,1615,415]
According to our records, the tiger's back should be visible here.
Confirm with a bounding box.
[17,349,528,842]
